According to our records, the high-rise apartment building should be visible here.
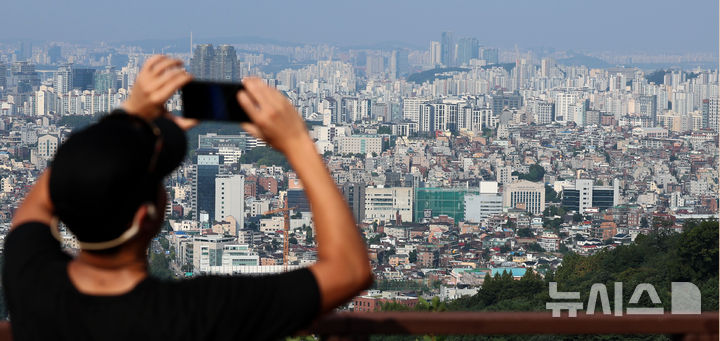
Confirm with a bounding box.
[18,42,32,61]
[389,49,409,80]
[540,58,555,77]
[636,95,658,126]
[47,45,62,64]
[702,98,719,131]
[214,45,239,81]
[0,63,6,89]
[365,54,384,78]
[54,64,73,94]
[555,92,578,123]
[440,32,455,67]
[430,41,442,67]
[94,67,116,92]
[190,44,215,80]
[403,98,426,123]
[481,47,499,65]
[456,38,479,66]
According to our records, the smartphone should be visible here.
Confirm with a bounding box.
[181,80,250,122]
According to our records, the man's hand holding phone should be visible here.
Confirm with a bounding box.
[236,78,311,155]
[124,55,192,121]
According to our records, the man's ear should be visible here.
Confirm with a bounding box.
[132,202,158,227]
[145,203,158,221]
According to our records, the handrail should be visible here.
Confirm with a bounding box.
[307,312,718,340]
[0,312,716,340]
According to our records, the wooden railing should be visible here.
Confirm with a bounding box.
[0,312,716,340]
[307,312,719,340]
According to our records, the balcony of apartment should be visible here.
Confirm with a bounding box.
[0,312,715,340]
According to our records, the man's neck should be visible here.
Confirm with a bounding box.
[67,248,149,296]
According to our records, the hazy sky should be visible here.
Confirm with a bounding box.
[2,0,717,53]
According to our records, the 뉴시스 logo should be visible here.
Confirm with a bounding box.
[546,282,701,317]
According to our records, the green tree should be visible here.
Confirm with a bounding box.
[148,251,174,280]
[377,126,392,134]
[545,185,561,203]
[513,164,545,182]
[238,146,290,169]
[526,243,545,252]
[517,228,533,238]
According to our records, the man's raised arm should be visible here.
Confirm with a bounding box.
[237,78,373,313]
[11,171,53,230]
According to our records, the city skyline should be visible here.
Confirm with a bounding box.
[0,0,718,54]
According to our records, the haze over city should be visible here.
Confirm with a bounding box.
[1,0,718,54]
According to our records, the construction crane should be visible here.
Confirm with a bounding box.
[263,202,297,272]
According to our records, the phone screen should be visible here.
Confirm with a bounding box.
[181,81,250,122]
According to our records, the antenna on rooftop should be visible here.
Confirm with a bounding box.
[190,32,193,55]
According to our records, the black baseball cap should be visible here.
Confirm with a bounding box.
[49,111,187,250]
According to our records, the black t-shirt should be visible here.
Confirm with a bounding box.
[2,222,320,341]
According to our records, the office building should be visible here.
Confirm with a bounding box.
[342,182,366,223]
[215,175,245,232]
[37,134,59,159]
[12,61,40,94]
[365,186,413,223]
[491,91,523,115]
[287,189,311,213]
[72,67,95,91]
[337,135,382,155]
[464,182,503,222]
[561,179,620,213]
[192,235,258,273]
[503,180,545,215]
[194,154,221,222]
[414,187,479,223]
